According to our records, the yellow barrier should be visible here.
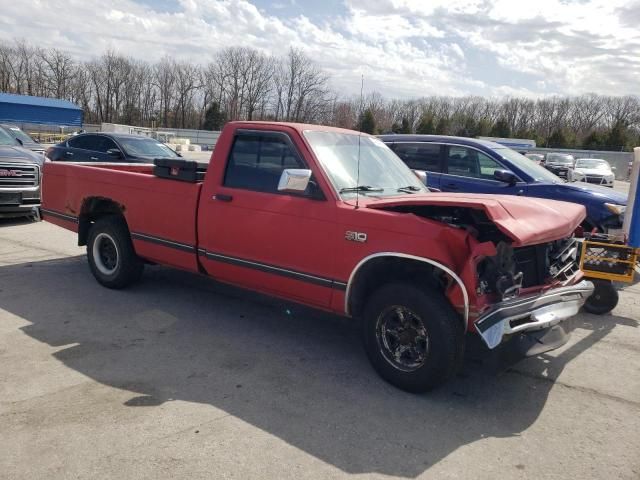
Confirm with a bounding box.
[580,239,638,283]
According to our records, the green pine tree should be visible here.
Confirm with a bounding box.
[582,131,607,151]
[203,102,226,131]
[607,121,628,151]
[435,117,449,135]
[490,118,511,138]
[547,129,569,148]
[416,115,435,134]
[358,109,376,134]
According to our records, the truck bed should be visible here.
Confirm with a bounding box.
[42,162,204,272]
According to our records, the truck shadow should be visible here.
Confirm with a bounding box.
[1,256,636,477]
[0,217,38,227]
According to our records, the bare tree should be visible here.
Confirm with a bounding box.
[154,56,176,127]
[1,37,639,150]
[273,48,331,123]
[40,48,76,99]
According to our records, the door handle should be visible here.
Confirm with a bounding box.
[444,183,459,190]
[90,157,99,161]
[65,151,74,156]
[213,194,233,202]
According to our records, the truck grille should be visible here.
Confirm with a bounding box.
[514,236,579,287]
[0,163,39,187]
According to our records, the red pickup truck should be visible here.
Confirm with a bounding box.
[42,122,594,392]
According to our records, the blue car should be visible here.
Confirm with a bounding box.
[379,135,627,231]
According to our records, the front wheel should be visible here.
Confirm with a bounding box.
[362,283,464,393]
[87,216,143,289]
[583,279,618,315]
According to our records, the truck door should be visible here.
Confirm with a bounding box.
[197,130,340,308]
[440,145,527,195]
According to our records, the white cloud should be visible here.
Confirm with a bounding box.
[0,0,638,98]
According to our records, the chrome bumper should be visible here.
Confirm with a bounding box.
[475,280,595,349]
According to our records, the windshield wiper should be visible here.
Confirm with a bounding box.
[339,185,384,193]
[397,185,421,194]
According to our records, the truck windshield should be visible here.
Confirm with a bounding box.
[0,128,17,146]
[303,130,427,198]
[7,127,36,145]
[547,154,574,164]
[496,148,562,183]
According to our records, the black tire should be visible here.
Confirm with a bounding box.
[87,215,143,289]
[583,279,618,315]
[362,283,464,393]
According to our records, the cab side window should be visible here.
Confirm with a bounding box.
[67,135,99,151]
[224,133,306,193]
[447,146,504,180]
[392,143,442,172]
[94,137,120,153]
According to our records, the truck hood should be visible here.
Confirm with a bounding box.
[0,145,44,166]
[366,193,586,246]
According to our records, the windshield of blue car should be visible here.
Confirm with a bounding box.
[575,159,609,169]
[496,148,562,183]
[7,126,36,145]
[118,137,179,158]
[0,128,16,146]
[303,130,427,198]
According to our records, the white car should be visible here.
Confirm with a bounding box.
[568,158,615,188]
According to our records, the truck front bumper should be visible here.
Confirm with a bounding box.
[0,186,41,218]
[475,280,594,349]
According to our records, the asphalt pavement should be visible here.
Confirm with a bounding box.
[0,219,638,479]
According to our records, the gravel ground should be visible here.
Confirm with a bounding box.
[0,219,638,480]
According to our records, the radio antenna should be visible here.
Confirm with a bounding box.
[355,74,364,210]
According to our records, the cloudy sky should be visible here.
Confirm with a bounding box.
[1,0,639,98]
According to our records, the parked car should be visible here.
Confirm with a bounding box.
[46,133,181,163]
[0,124,45,155]
[379,135,627,232]
[544,153,575,177]
[42,121,594,393]
[524,153,544,165]
[0,125,43,218]
[568,158,615,187]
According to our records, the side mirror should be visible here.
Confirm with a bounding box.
[494,169,517,185]
[412,169,428,185]
[611,166,617,171]
[278,169,312,193]
[107,149,122,159]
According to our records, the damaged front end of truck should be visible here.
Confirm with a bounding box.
[368,194,595,354]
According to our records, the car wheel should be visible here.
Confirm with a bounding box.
[583,279,618,315]
[87,215,143,289]
[361,283,464,393]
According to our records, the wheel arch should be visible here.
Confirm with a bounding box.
[345,252,469,329]
[78,196,127,246]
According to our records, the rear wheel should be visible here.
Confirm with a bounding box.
[87,216,143,289]
[362,283,464,393]
[583,279,618,315]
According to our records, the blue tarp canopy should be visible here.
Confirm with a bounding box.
[0,93,83,127]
